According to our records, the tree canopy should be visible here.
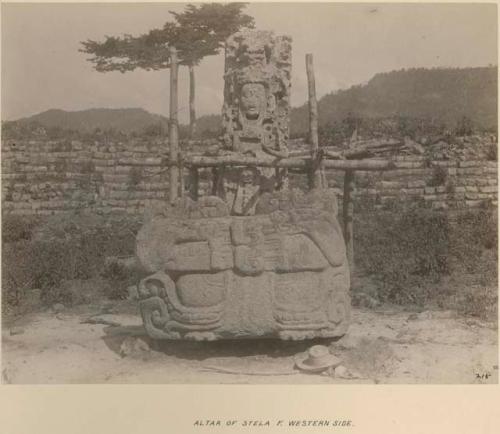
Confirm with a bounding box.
[80,3,255,71]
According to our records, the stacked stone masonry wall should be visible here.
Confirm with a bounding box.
[1,140,497,216]
[325,155,497,212]
[2,139,169,216]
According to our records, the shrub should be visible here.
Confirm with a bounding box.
[1,215,38,243]
[128,167,143,187]
[354,204,497,308]
[427,165,447,187]
[101,260,145,300]
[486,142,497,161]
[2,213,143,308]
[448,210,498,272]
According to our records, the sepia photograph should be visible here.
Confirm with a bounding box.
[1,1,498,385]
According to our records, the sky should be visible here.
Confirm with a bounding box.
[1,2,497,122]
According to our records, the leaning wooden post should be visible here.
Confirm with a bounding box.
[169,46,179,204]
[306,53,323,189]
[343,170,355,272]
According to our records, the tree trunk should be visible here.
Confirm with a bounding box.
[169,46,179,204]
[188,64,196,139]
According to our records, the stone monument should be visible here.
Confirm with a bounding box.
[220,30,292,214]
[135,30,350,341]
[222,30,291,155]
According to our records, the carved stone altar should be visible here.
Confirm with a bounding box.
[135,30,351,340]
[136,190,350,340]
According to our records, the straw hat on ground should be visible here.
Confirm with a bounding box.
[295,345,341,373]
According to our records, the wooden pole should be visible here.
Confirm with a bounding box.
[179,153,185,198]
[169,46,179,204]
[189,167,199,201]
[306,53,323,189]
[188,64,196,139]
[184,155,395,171]
[211,167,221,196]
[343,170,355,272]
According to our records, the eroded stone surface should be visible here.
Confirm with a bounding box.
[136,189,350,340]
[222,30,291,154]
[219,30,292,215]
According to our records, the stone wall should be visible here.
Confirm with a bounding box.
[1,139,169,216]
[1,139,497,216]
[324,156,498,212]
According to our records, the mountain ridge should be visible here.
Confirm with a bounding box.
[4,66,497,138]
[9,107,169,134]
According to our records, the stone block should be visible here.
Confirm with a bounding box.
[459,160,482,168]
[466,200,482,207]
[359,188,378,195]
[394,161,423,169]
[480,185,498,193]
[474,178,489,186]
[464,168,484,175]
[408,180,426,188]
[434,161,457,167]
[432,201,448,210]
[465,192,478,200]
[115,166,133,174]
[381,181,401,189]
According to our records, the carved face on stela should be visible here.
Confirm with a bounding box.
[239,82,267,121]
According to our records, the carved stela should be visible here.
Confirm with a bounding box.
[222,30,291,154]
[220,30,292,214]
[135,30,351,341]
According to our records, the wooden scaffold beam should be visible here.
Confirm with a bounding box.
[182,155,395,171]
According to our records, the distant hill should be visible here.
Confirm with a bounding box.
[11,108,169,134]
[194,66,497,138]
[289,66,497,136]
[4,66,496,140]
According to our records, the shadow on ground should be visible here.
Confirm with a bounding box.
[101,324,342,361]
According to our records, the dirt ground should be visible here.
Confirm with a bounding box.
[2,299,497,385]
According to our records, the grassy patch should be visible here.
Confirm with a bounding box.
[2,213,144,311]
[354,203,497,318]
